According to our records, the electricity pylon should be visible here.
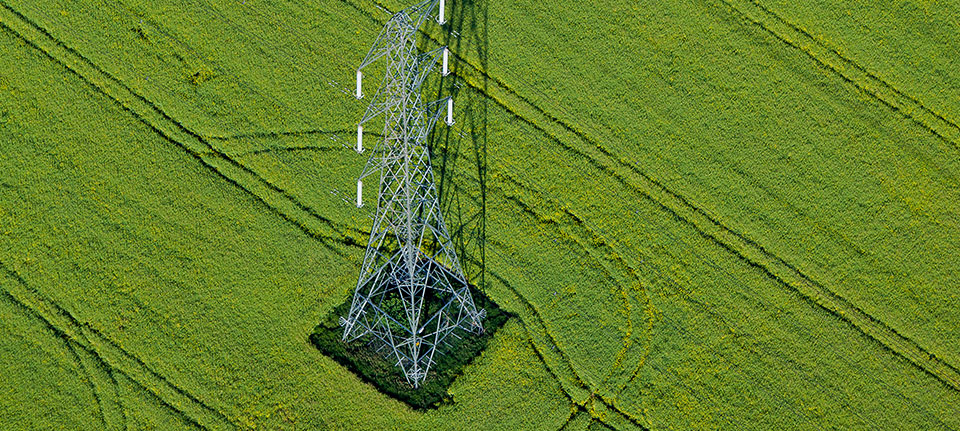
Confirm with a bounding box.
[340,0,485,388]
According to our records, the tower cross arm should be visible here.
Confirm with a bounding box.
[358,67,396,126]
[424,96,451,125]
[358,147,388,181]
[358,0,438,71]
[405,96,451,147]
[400,0,442,30]
[358,22,399,70]
[425,96,452,129]
[410,46,446,90]
[359,95,391,126]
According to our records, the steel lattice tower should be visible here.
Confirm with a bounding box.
[340,0,485,387]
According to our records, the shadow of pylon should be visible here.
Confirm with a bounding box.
[430,0,490,294]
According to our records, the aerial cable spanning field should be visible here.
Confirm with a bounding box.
[339,0,485,387]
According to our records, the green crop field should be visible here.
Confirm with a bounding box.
[1,0,958,429]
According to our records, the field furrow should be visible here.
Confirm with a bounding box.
[750,0,960,130]
[491,172,654,398]
[0,1,359,249]
[717,0,960,150]
[68,339,128,431]
[0,264,231,429]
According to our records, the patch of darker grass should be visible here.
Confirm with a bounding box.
[309,286,510,410]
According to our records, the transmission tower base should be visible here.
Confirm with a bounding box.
[311,284,510,408]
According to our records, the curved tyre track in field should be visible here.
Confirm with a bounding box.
[0,0,358,252]
[68,338,128,430]
[0,263,226,429]
[2,285,117,429]
[610,217,952,428]
[492,171,655,398]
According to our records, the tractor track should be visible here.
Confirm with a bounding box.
[488,189,638,394]
[68,338,128,430]
[556,409,585,431]
[493,170,653,396]
[100,0,384,248]
[717,0,960,152]
[106,0,348,139]
[592,394,651,431]
[223,143,342,158]
[176,0,375,133]
[485,268,649,430]
[204,129,338,140]
[616,225,951,429]
[62,319,112,429]
[0,263,224,429]
[104,359,130,431]
[484,259,593,401]
[0,0,359,255]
